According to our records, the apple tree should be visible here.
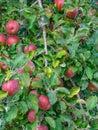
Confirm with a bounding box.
[0,0,98,130]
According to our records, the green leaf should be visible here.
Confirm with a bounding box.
[19,101,28,113]
[0,91,8,100]
[56,50,67,58]
[6,106,18,122]
[86,96,97,110]
[56,87,70,95]
[28,15,36,29]
[19,73,30,87]
[48,92,57,105]
[56,119,63,130]
[27,94,38,112]
[26,121,38,130]
[12,53,29,69]
[85,67,93,80]
[59,101,67,114]
[45,116,56,128]
[50,73,60,86]
[31,79,43,89]
[69,87,80,98]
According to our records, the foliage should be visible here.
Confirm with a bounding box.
[0,0,98,130]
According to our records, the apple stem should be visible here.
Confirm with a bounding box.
[70,78,86,121]
[37,0,48,67]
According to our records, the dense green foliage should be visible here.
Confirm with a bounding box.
[0,0,98,130]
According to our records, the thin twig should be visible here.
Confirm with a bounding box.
[37,0,48,66]
[30,1,38,7]
[70,78,86,121]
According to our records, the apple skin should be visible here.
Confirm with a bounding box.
[71,113,75,118]
[54,0,64,10]
[65,67,76,78]
[90,8,94,16]
[18,61,35,75]
[7,36,20,46]
[58,78,63,87]
[38,95,51,111]
[88,82,98,91]
[66,8,78,18]
[0,34,6,45]
[36,124,48,130]
[6,20,19,34]
[2,79,19,96]
[27,110,36,122]
[27,61,35,74]
[29,90,39,97]
[24,44,37,53]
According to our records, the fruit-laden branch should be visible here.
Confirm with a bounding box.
[70,78,86,121]
[37,0,48,67]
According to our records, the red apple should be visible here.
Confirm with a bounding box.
[18,61,35,75]
[2,79,19,96]
[24,44,37,53]
[54,0,64,10]
[71,113,75,118]
[88,82,98,91]
[65,66,76,78]
[38,95,51,111]
[28,110,36,122]
[29,90,39,97]
[6,20,19,34]
[0,34,6,45]
[36,124,48,130]
[66,8,78,18]
[96,2,98,5]
[7,36,20,46]
[90,8,94,16]
[58,78,63,87]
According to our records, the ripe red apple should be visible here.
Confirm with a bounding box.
[6,20,19,34]
[7,36,20,46]
[28,110,36,122]
[36,124,48,130]
[24,44,37,53]
[71,113,75,118]
[65,66,76,78]
[58,78,63,87]
[66,8,78,18]
[29,90,39,97]
[88,82,98,91]
[18,61,35,75]
[54,0,64,10]
[26,61,35,74]
[0,34,6,45]
[2,79,19,96]
[38,95,51,111]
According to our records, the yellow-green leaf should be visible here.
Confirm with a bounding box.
[53,60,60,68]
[44,67,52,78]
[0,91,8,100]
[56,50,67,58]
[69,87,80,98]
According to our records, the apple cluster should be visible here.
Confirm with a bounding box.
[54,0,78,18]
[27,90,51,129]
[0,20,20,46]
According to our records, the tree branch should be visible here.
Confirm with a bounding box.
[37,0,48,66]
